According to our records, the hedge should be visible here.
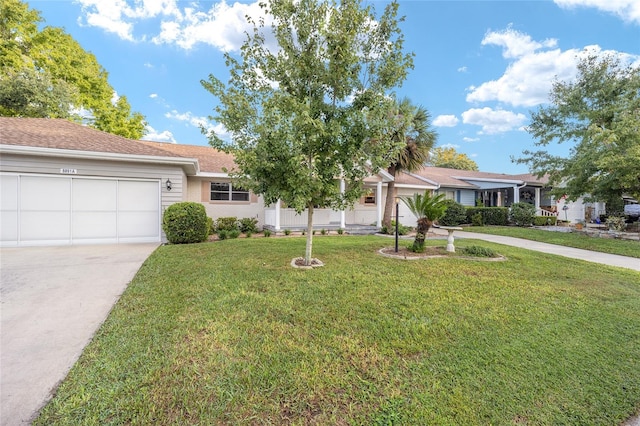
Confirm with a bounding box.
[465,207,509,226]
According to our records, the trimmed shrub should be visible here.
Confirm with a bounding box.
[239,217,259,233]
[284,229,291,236]
[466,207,508,226]
[217,229,229,240]
[471,212,483,227]
[509,202,536,227]
[381,221,410,235]
[206,217,215,235]
[337,228,344,235]
[263,229,272,237]
[533,216,557,226]
[462,245,497,257]
[163,202,209,244]
[439,200,468,226]
[228,229,241,239]
[216,217,239,232]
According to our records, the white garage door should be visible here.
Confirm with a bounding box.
[0,174,160,246]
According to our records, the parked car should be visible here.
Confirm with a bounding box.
[624,203,640,220]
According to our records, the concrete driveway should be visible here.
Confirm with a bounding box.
[0,243,159,426]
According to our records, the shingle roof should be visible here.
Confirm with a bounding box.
[139,141,237,174]
[410,166,548,187]
[0,117,182,158]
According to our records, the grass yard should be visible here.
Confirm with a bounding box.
[35,236,640,425]
[461,226,640,258]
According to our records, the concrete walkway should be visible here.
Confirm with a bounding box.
[431,228,640,272]
[0,243,159,426]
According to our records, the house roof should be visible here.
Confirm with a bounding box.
[0,117,183,158]
[139,140,237,174]
[410,166,548,188]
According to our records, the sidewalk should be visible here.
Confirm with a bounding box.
[431,228,640,272]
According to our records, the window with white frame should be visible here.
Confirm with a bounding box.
[210,182,249,201]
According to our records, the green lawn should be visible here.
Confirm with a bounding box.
[461,226,640,258]
[35,236,640,425]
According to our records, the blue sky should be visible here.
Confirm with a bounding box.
[32,0,639,174]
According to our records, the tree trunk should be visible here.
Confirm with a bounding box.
[382,166,397,230]
[305,203,314,266]
[413,218,432,248]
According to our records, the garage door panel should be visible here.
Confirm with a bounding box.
[119,181,158,211]
[73,212,118,240]
[1,175,19,244]
[21,211,70,242]
[118,212,159,239]
[1,175,19,210]
[21,176,70,211]
[73,179,117,211]
[1,211,18,243]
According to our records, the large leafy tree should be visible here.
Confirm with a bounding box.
[381,97,437,229]
[0,0,146,138]
[428,146,478,171]
[515,53,640,209]
[202,0,413,265]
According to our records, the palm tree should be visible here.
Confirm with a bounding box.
[382,98,437,230]
[401,191,447,252]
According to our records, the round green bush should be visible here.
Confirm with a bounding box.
[162,202,209,244]
[439,200,468,226]
[509,202,537,227]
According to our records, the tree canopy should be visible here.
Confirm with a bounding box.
[515,53,640,208]
[428,146,478,171]
[202,0,414,264]
[0,0,146,138]
[381,97,437,229]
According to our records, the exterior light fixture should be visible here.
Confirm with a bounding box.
[166,178,172,191]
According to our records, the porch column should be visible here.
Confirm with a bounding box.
[534,187,541,209]
[376,181,383,228]
[275,199,281,231]
[497,191,502,207]
[513,185,520,203]
[339,179,346,229]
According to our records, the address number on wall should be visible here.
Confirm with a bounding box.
[60,168,78,174]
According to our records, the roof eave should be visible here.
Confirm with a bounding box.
[0,144,199,175]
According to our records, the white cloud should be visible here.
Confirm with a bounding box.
[554,0,640,25]
[111,91,120,106]
[153,1,272,51]
[467,47,580,107]
[461,107,527,135]
[143,125,176,143]
[463,137,480,143]
[438,143,460,149]
[149,93,158,98]
[75,0,272,51]
[467,21,640,108]
[433,115,459,127]
[482,26,557,59]
[165,109,231,140]
[76,0,182,41]
[457,66,468,73]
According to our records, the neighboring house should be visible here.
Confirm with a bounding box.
[393,166,557,227]
[1,118,579,247]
